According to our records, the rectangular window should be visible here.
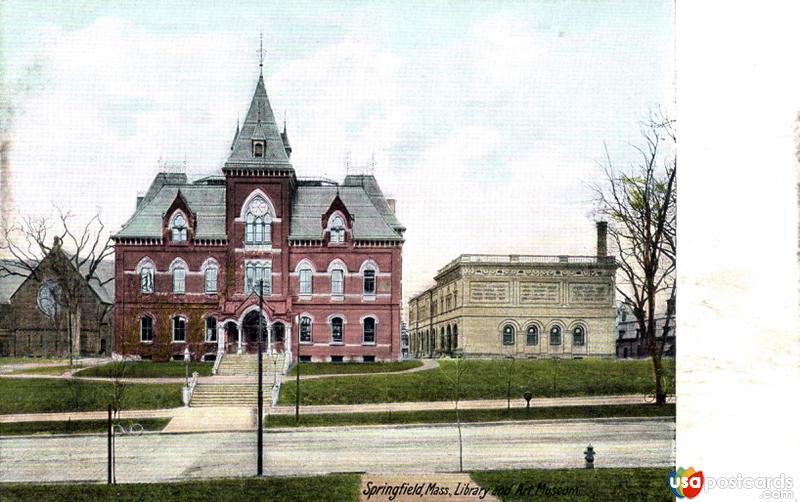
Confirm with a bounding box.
[205,318,217,342]
[331,318,343,343]
[140,316,153,342]
[173,317,186,342]
[299,269,312,295]
[363,270,375,295]
[331,270,344,296]
[331,355,344,363]
[245,262,271,295]
[140,268,153,293]
[173,268,185,294]
[363,317,376,344]
[363,355,375,363]
[300,317,312,343]
[204,268,217,294]
[299,355,312,362]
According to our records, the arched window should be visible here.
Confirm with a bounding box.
[550,326,562,346]
[244,196,272,245]
[363,317,376,344]
[363,269,376,296]
[253,142,264,158]
[172,316,186,342]
[299,268,312,295]
[205,317,217,342]
[140,316,153,342]
[330,317,344,344]
[140,267,154,293]
[170,213,187,242]
[329,215,345,244]
[502,324,515,345]
[300,316,312,343]
[331,268,344,297]
[453,325,458,349]
[173,265,186,294]
[204,266,218,294]
[573,326,585,346]
[526,325,539,346]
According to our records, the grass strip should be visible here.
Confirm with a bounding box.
[0,418,170,436]
[0,473,361,502]
[266,404,675,428]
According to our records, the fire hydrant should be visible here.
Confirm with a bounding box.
[584,444,595,469]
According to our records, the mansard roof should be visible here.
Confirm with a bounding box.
[290,180,404,242]
[224,75,292,169]
[114,181,226,240]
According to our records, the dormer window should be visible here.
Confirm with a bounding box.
[253,141,264,158]
[170,213,187,242]
[329,215,345,244]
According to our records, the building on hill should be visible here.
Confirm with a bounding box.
[407,222,617,359]
[112,71,405,363]
[0,244,114,357]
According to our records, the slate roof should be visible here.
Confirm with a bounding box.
[0,260,30,304]
[114,184,227,240]
[225,75,292,168]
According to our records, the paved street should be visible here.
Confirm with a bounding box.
[0,417,674,483]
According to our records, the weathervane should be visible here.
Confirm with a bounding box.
[257,33,267,75]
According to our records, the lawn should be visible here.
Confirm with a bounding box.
[0,378,183,414]
[278,358,674,406]
[0,418,170,436]
[470,467,672,501]
[76,361,213,379]
[265,404,675,428]
[288,360,423,376]
[0,474,361,502]
[0,357,72,366]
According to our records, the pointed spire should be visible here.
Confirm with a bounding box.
[280,112,292,158]
[224,72,292,168]
[230,116,240,151]
[257,33,266,76]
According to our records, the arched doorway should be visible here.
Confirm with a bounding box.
[452,325,458,351]
[272,322,285,353]
[226,322,239,353]
[446,325,452,354]
[242,311,267,353]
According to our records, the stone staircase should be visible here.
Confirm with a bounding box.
[190,353,285,408]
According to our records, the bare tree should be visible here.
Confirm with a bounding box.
[106,360,129,419]
[594,110,676,405]
[500,355,516,412]
[0,208,113,366]
[441,348,470,472]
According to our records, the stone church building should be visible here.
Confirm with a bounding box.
[0,246,114,357]
[408,222,617,358]
[112,72,405,363]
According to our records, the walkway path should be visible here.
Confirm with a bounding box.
[0,394,674,424]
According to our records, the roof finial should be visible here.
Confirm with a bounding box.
[283,110,287,133]
[257,32,266,76]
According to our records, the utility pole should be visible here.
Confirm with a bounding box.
[107,405,112,484]
[257,279,264,476]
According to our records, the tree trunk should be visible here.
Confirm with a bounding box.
[71,303,82,360]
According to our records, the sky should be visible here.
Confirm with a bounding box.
[0,0,674,306]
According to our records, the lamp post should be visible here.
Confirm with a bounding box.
[295,314,300,424]
[257,279,264,477]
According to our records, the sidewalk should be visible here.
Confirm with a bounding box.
[0,394,673,425]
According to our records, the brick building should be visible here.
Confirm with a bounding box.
[407,222,617,358]
[112,72,404,363]
[0,248,114,357]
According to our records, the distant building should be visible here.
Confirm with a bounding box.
[407,222,617,358]
[615,305,675,358]
[0,244,114,357]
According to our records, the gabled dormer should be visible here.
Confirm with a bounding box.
[163,190,195,245]
[322,192,353,246]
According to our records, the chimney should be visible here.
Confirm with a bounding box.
[596,221,608,257]
[386,199,396,214]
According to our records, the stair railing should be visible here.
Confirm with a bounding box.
[212,352,224,376]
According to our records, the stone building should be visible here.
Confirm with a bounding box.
[112,70,404,363]
[407,222,616,358]
[0,248,114,357]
